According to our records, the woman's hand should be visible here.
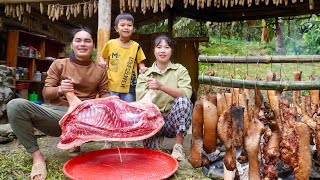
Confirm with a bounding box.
[147,76,163,90]
[58,79,74,95]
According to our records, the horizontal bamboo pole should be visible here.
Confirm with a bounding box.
[0,0,58,3]
[198,55,320,64]
[199,75,320,90]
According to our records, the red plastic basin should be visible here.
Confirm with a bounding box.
[63,148,178,180]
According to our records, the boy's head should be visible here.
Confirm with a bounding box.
[114,13,134,26]
[114,13,135,39]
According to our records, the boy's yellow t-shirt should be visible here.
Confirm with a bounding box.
[101,39,146,93]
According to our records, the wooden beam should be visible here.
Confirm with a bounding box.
[198,55,320,63]
[173,1,320,22]
[2,16,69,43]
[0,0,59,3]
[97,0,111,59]
[199,76,320,90]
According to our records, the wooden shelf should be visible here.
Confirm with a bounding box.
[7,30,65,101]
[17,55,55,62]
[16,80,45,83]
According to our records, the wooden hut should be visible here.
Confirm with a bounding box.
[0,0,319,94]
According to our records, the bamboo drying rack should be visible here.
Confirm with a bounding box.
[198,55,320,90]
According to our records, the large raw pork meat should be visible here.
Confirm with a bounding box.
[57,91,164,149]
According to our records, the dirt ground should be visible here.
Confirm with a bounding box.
[0,132,209,180]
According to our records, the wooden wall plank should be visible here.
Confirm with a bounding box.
[6,30,19,67]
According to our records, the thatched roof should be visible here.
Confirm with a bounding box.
[0,0,319,41]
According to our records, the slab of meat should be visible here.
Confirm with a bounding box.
[262,127,280,180]
[191,100,204,168]
[203,99,218,154]
[244,106,264,180]
[57,91,164,149]
[279,99,311,180]
[217,104,244,171]
[293,71,302,114]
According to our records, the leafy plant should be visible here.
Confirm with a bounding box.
[136,18,208,37]
[303,26,320,54]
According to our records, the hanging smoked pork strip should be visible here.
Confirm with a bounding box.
[266,71,282,131]
[315,115,320,162]
[310,75,319,115]
[263,127,280,180]
[293,71,302,114]
[263,71,281,180]
[301,96,316,130]
[279,99,311,180]
[57,91,164,149]
[204,69,215,94]
[191,100,204,167]
[203,99,219,154]
[218,103,244,171]
[244,107,264,180]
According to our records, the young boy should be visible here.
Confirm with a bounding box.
[100,13,148,148]
[100,12,147,102]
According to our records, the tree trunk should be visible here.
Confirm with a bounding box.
[261,19,269,43]
[275,17,285,55]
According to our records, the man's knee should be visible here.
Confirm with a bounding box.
[7,98,30,110]
[7,98,30,119]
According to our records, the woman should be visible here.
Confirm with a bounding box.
[7,27,109,180]
[136,35,193,161]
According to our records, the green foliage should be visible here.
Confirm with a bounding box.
[136,19,168,34]
[199,37,272,56]
[173,18,207,37]
[0,149,67,180]
[7,132,16,141]
[208,21,268,42]
[281,15,320,55]
[136,18,208,37]
[303,26,320,54]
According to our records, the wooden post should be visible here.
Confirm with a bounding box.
[6,30,19,67]
[97,0,111,59]
[309,0,314,10]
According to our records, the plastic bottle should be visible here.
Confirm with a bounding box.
[16,68,20,80]
[35,71,41,81]
[20,68,25,80]
[23,68,29,80]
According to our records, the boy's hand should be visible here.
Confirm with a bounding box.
[98,56,108,69]
[139,67,148,74]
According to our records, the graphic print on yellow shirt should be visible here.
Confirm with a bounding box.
[101,39,146,93]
